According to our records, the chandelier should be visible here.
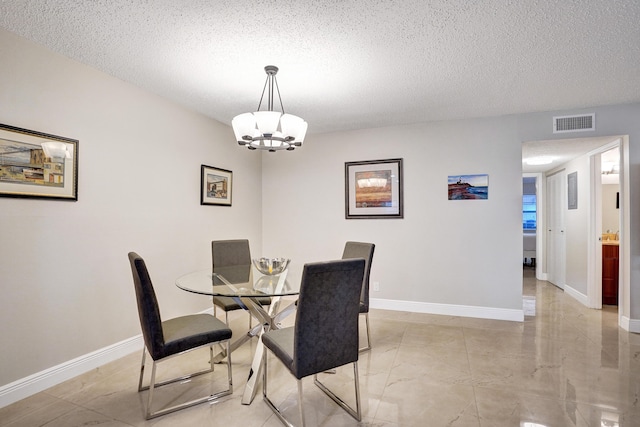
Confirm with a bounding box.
[232,65,307,152]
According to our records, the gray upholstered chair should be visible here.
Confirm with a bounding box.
[342,241,375,352]
[128,252,233,419]
[212,239,271,326]
[262,258,365,426]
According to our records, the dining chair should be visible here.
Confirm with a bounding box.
[262,258,365,427]
[341,241,375,352]
[212,239,271,326]
[128,252,233,419]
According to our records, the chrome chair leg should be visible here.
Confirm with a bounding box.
[226,340,234,391]
[359,313,371,352]
[264,354,362,425]
[146,360,158,419]
[263,352,297,427]
[353,362,362,420]
[314,361,361,421]
[297,379,305,427]
[137,347,146,392]
[138,342,233,419]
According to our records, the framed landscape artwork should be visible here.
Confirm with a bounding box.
[0,123,79,201]
[448,174,489,200]
[345,158,403,219]
[201,164,232,206]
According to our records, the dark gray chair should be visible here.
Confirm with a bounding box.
[262,258,365,426]
[342,241,375,352]
[128,252,233,419]
[212,239,271,326]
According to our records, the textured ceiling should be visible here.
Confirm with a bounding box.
[1,0,640,136]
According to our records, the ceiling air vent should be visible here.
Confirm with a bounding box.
[553,114,595,133]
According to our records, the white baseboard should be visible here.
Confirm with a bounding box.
[370,298,524,322]
[563,284,589,306]
[0,308,219,409]
[620,315,640,333]
[0,335,143,409]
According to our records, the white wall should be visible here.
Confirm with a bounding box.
[261,117,524,316]
[558,154,591,296]
[602,184,620,233]
[261,104,640,325]
[0,30,262,387]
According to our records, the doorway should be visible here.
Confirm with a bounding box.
[522,135,628,317]
[587,139,624,311]
[600,146,620,306]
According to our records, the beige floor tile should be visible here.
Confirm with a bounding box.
[474,386,590,427]
[9,404,132,427]
[376,379,479,426]
[576,401,640,427]
[0,393,72,427]
[367,317,407,347]
[401,323,467,351]
[467,352,564,399]
[559,362,640,412]
[3,268,638,427]
[387,343,471,387]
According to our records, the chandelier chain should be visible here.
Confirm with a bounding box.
[256,74,286,114]
[274,77,285,114]
[256,76,269,112]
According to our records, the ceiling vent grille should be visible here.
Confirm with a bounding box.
[553,114,595,133]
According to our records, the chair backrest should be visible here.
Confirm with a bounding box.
[341,241,375,311]
[293,258,365,379]
[128,252,164,360]
[212,239,252,283]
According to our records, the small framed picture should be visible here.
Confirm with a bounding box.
[345,158,403,219]
[201,164,232,206]
[0,123,79,201]
[447,174,489,200]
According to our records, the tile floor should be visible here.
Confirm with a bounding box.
[2,268,639,426]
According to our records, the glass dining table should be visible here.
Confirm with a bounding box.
[175,265,299,405]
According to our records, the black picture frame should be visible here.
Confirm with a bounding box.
[0,123,79,201]
[201,164,232,206]
[345,158,403,219]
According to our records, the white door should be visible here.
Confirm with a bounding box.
[546,172,566,289]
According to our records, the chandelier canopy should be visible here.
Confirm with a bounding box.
[232,65,307,152]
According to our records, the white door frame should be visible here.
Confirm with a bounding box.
[587,149,604,309]
[619,136,631,330]
[586,137,629,329]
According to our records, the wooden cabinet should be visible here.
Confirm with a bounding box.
[602,244,619,305]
